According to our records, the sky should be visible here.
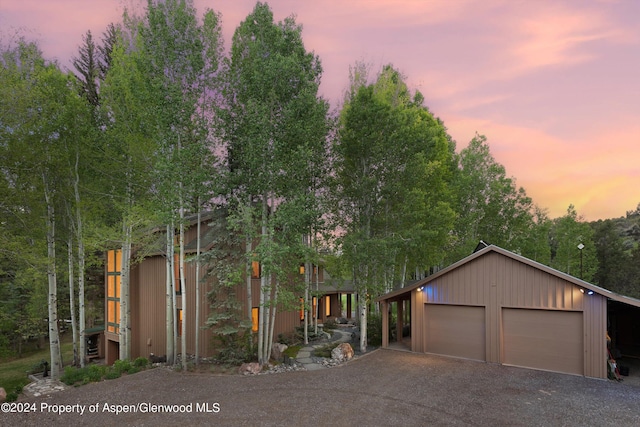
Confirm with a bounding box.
[1,0,639,221]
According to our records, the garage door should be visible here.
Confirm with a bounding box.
[502,308,583,375]
[425,304,486,361]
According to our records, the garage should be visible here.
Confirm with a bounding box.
[502,308,583,375]
[378,244,616,379]
[425,304,485,361]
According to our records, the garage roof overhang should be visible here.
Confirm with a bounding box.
[375,244,640,309]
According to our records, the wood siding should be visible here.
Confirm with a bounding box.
[398,249,607,378]
[107,254,303,362]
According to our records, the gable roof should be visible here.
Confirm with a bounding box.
[376,244,640,309]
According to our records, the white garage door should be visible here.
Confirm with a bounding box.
[502,308,583,375]
[425,304,486,361]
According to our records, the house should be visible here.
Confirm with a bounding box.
[376,244,640,379]
[104,212,353,365]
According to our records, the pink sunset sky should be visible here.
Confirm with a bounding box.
[2,0,638,221]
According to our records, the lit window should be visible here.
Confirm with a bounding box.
[174,254,181,294]
[177,309,183,336]
[325,295,330,317]
[251,260,261,278]
[252,307,259,332]
[106,249,122,334]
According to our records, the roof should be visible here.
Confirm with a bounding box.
[376,244,640,309]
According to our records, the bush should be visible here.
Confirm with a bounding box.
[313,342,340,358]
[133,357,149,368]
[367,312,383,346]
[104,370,121,380]
[323,319,337,331]
[213,333,254,366]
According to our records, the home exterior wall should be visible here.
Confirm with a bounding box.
[391,249,607,378]
[105,252,303,363]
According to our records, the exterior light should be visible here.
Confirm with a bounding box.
[577,243,585,279]
[580,289,585,293]
[588,290,594,296]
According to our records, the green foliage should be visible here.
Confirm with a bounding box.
[449,134,539,263]
[133,357,149,368]
[213,333,254,366]
[366,312,383,347]
[60,358,146,386]
[550,205,598,281]
[313,342,341,358]
[282,345,302,359]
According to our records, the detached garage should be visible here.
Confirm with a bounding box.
[378,245,640,379]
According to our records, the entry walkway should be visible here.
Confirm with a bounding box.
[295,329,354,370]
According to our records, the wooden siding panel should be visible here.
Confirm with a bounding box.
[583,294,607,379]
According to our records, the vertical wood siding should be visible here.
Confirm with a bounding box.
[408,251,607,378]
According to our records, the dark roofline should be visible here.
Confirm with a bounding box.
[376,244,640,308]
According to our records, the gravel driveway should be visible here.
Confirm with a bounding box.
[5,349,640,426]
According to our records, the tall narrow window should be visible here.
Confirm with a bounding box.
[325,295,331,317]
[251,260,261,278]
[106,249,122,334]
[177,308,183,336]
[174,254,181,294]
[252,307,259,332]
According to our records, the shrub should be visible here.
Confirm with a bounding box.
[313,342,340,358]
[113,359,135,375]
[367,312,383,346]
[282,344,302,359]
[133,357,149,368]
[323,319,337,330]
[213,333,254,366]
[104,370,121,380]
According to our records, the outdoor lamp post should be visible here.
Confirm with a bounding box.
[577,243,584,279]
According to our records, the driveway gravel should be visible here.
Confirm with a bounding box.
[4,349,640,426]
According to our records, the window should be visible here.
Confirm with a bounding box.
[299,298,304,321]
[251,260,261,278]
[106,249,122,334]
[252,307,259,332]
[300,264,321,278]
[174,254,181,294]
[325,295,331,317]
[177,309,183,336]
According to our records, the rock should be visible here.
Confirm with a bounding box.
[336,317,348,324]
[0,387,5,403]
[271,343,288,361]
[239,362,262,375]
[149,353,166,363]
[331,343,354,362]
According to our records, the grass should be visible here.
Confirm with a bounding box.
[282,344,302,359]
[0,335,74,400]
[312,342,341,358]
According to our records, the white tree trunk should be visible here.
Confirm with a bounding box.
[165,224,175,365]
[245,233,253,352]
[194,208,201,365]
[119,224,132,360]
[359,289,368,353]
[74,149,87,367]
[44,182,62,378]
[266,282,278,363]
[68,238,79,366]
[179,205,187,371]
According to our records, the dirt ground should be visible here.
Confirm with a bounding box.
[5,349,640,426]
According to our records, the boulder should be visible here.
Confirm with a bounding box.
[336,317,348,324]
[271,343,288,361]
[331,343,355,362]
[239,362,262,375]
[0,387,6,403]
